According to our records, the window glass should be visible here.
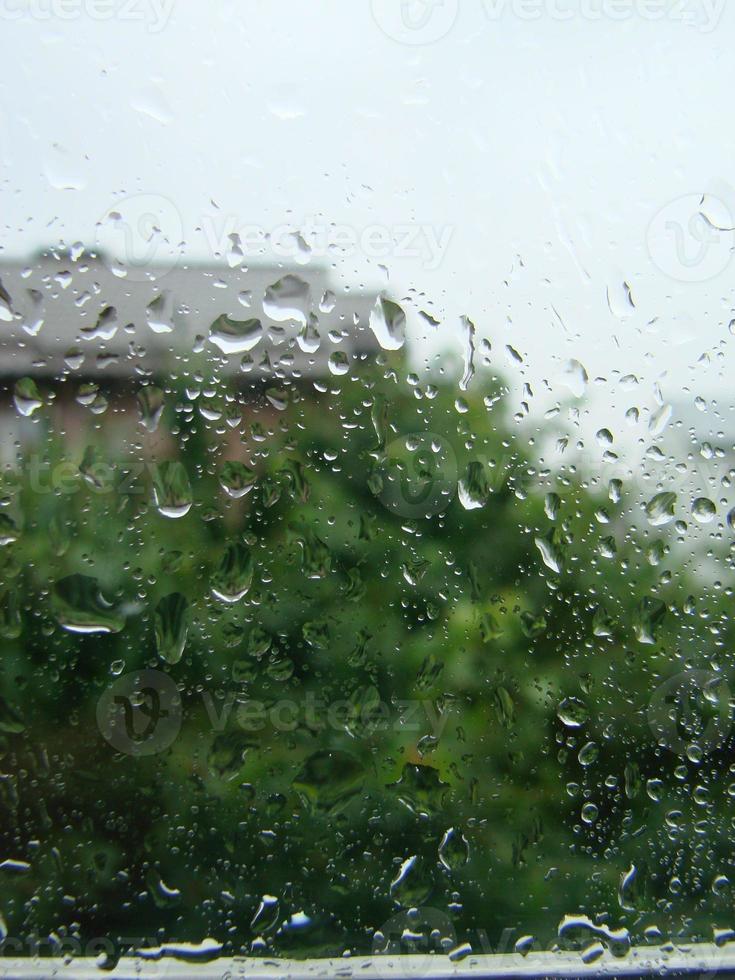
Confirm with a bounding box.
[1,1,734,970]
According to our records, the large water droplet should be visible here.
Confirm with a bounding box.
[369,295,406,351]
[458,461,490,510]
[138,386,165,433]
[82,305,118,341]
[557,696,588,728]
[13,378,43,418]
[152,462,193,519]
[535,530,563,573]
[389,854,431,907]
[154,593,189,665]
[209,315,263,355]
[328,351,350,376]
[645,492,677,527]
[263,274,311,325]
[297,315,321,354]
[146,291,174,334]
[219,461,257,499]
[692,497,716,524]
[0,278,13,322]
[53,575,125,634]
[211,542,254,603]
[618,863,638,911]
[438,827,470,871]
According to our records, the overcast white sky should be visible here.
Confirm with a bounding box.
[1,0,734,450]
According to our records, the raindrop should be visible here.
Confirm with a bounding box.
[53,575,125,635]
[557,697,588,728]
[219,461,257,499]
[152,462,193,519]
[211,542,254,603]
[581,802,599,825]
[209,315,263,355]
[438,827,470,871]
[154,593,189,665]
[297,315,321,354]
[0,278,13,321]
[535,530,563,573]
[578,741,598,766]
[692,497,716,524]
[146,291,174,334]
[137,386,165,433]
[13,378,43,418]
[645,492,677,527]
[263,274,311,325]
[328,351,350,376]
[369,295,406,351]
[458,461,490,510]
[459,315,476,391]
[82,305,118,341]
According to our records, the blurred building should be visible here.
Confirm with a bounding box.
[0,250,379,383]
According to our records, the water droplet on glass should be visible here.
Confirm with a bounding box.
[82,305,118,341]
[154,593,189,665]
[692,497,716,523]
[438,827,470,871]
[136,385,165,433]
[211,542,254,603]
[557,696,588,728]
[219,461,257,499]
[581,802,599,824]
[578,741,598,766]
[263,274,311,326]
[146,291,174,334]
[13,378,43,418]
[535,529,563,573]
[645,491,677,527]
[459,315,476,391]
[53,574,125,634]
[369,295,406,351]
[0,278,13,322]
[297,314,321,354]
[152,461,193,519]
[209,315,263,355]
[458,461,490,510]
[328,351,350,376]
